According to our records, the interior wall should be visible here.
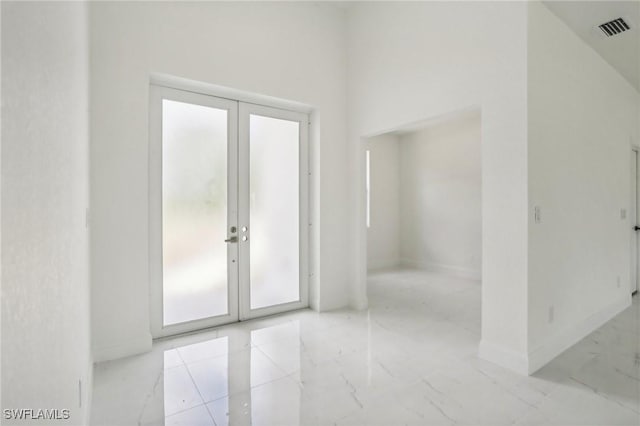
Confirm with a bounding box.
[1,2,92,423]
[399,112,482,280]
[347,1,530,372]
[366,133,401,270]
[90,2,349,362]
[526,1,640,372]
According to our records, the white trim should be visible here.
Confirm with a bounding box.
[400,258,481,281]
[150,73,313,115]
[478,340,529,376]
[527,296,631,374]
[308,109,321,312]
[93,331,153,363]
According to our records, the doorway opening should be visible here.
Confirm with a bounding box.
[149,84,310,338]
[364,108,482,337]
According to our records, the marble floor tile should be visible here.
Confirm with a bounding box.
[185,355,230,403]
[520,379,640,426]
[163,365,205,416]
[164,405,215,426]
[177,336,230,364]
[567,355,640,413]
[91,268,640,425]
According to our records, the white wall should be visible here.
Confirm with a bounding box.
[526,1,640,373]
[347,1,530,371]
[399,112,482,280]
[90,2,349,361]
[1,2,92,423]
[366,134,401,270]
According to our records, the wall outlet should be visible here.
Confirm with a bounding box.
[534,206,542,224]
[548,306,554,323]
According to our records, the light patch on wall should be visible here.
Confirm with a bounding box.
[366,149,371,228]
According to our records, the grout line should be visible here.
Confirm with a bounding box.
[180,356,219,425]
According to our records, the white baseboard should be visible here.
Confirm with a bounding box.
[480,296,631,376]
[367,258,401,272]
[527,295,631,374]
[478,340,529,375]
[400,258,481,281]
[92,331,153,363]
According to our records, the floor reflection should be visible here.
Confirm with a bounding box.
[91,270,639,426]
[163,322,301,426]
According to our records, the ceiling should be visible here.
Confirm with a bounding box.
[542,1,640,92]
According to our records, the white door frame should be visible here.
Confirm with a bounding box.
[149,85,240,338]
[238,102,310,320]
[631,147,639,295]
[149,83,310,338]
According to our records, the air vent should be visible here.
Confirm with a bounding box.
[598,18,631,37]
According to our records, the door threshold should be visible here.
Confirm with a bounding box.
[152,306,312,343]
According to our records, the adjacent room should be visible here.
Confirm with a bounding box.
[2,1,639,425]
[365,108,482,340]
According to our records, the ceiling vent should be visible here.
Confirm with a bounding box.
[598,17,631,37]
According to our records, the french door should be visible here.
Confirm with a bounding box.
[150,85,309,338]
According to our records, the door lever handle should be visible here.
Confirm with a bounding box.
[224,236,238,243]
[634,226,640,231]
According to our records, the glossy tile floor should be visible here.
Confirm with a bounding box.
[91,269,640,425]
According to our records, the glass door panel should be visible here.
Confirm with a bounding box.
[162,99,229,325]
[239,103,309,319]
[248,115,300,309]
[150,85,239,338]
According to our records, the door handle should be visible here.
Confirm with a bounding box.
[634,226,640,231]
[224,236,238,243]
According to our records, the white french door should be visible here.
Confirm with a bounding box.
[150,85,309,338]
[239,103,310,320]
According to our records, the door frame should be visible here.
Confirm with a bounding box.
[631,147,639,295]
[238,102,310,320]
[149,82,311,338]
[149,85,240,338]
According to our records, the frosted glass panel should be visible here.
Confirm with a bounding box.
[162,99,228,325]
[249,115,300,309]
